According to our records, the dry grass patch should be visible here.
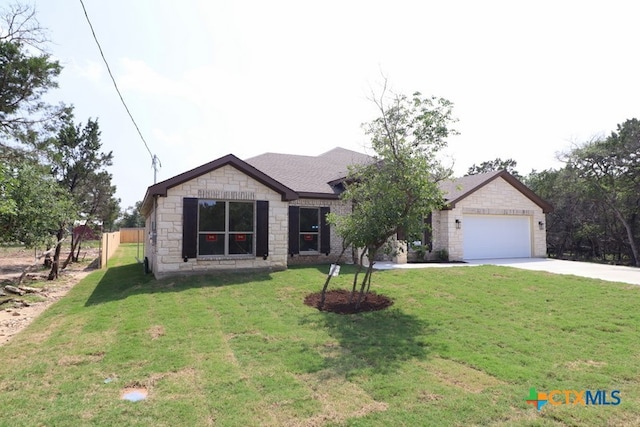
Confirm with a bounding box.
[285,370,387,427]
[147,324,165,340]
[57,351,105,366]
[488,406,543,426]
[564,360,607,370]
[418,391,444,402]
[425,358,505,393]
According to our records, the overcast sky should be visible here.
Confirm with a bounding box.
[28,0,640,209]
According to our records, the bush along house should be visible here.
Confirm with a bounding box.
[140,147,551,278]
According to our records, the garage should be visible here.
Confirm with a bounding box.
[463,215,532,259]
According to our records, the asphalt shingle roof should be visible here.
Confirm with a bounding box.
[142,146,551,213]
[439,170,503,202]
[245,147,373,194]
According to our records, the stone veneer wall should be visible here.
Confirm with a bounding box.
[288,198,352,265]
[148,165,289,279]
[432,177,547,261]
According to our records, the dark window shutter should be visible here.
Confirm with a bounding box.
[256,201,269,258]
[183,197,198,259]
[397,227,406,242]
[424,212,433,251]
[320,206,330,255]
[288,206,299,255]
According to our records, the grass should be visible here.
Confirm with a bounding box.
[1,244,639,426]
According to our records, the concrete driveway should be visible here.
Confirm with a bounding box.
[467,258,640,285]
[375,258,640,285]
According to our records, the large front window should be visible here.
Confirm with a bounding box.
[299,208,319,252]
[198,200,254,255]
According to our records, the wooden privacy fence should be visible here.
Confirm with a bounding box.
[120,228,144,243]
[100,231,120,269]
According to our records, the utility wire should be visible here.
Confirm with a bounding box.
[78,0,160,177]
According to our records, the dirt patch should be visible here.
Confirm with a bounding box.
[0,246,99,346]
[303,289,393,314]
[148,325,165,340]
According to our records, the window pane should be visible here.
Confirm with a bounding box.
[229,202,254,231]
[300,234,318,252]
[199,233,225,255]
[229,233,253,255]
[199,201,225,231]
[300,208,319,232]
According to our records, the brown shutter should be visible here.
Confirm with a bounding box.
[424,212,433,251]
[183,198,198,259]
[288,206,299,255]
[320,206,330,255]
[397,227,406,241]
[256,201,269,258]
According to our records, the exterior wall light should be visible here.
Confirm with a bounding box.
[538,221,544,230]
[455,219,462,229]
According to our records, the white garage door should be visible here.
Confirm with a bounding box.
[463,215,531,259]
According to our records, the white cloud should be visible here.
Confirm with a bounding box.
[72,59,104,84]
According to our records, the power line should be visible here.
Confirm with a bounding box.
[78,0,161,180]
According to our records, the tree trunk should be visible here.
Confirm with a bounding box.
[48,229,65,280]
[74,239,83,261]
[349,249,367,304]
[365,264,374,294]
[319,246,347,309]
[17,245,59,286]
[356,249,376,309]
[62,232,85,269]
[612,208,640,266]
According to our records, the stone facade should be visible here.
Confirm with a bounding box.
[145,165,289,279]
[143,157,549,277]
[427,176,547,261]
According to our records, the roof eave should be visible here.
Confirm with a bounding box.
[297,192,341,200]
[446,170,554,213]
[141,154,299,216]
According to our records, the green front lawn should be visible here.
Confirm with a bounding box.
[1,244,639,426]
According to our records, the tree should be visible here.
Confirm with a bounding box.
[326,83,456,309]
[466,158,521,179]
[0,159,75,246]
[0,2,70,248]
[117,201,145,228]
[38,114,116,279]
[526,167,595,259]
[563,119,640,266]
[0,3,62,136]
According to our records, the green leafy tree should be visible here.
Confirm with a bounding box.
[466,158,521,179]
[0,4,78,253]
[0,159,75,246]
[563,119,640,265]
[326,83,456,309]
[0,3,62,135]
[39,114,116,279]
[118,201,145,228]
[526,167,595,259]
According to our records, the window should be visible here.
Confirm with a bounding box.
[198,200,254,256]
[299,208,319,252]
[288,205,331,255]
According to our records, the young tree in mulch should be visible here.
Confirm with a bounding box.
[309,80,457,314]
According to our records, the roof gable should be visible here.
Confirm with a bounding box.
[140,154,297,215]
[439,170,553,213]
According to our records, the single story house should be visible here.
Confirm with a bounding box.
[140,147,552,278]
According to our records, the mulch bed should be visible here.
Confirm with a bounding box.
[304,289,393,314]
